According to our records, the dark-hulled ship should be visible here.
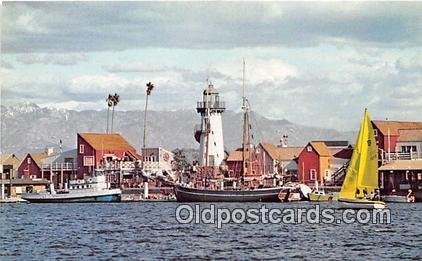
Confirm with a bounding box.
[175,61,284,202]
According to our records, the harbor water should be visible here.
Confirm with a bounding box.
[1,202,421,259]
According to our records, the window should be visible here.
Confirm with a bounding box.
[324,169,330,179]
[401,146,418,153]
[79,144,85,154]
[27,157,31,164]
[310,169,317,180]
[374,129,378,137]
[209,155,215,166]
[83,156,94,166]
[307,146,312,152]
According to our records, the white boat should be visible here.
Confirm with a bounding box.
[338,109,386,209]
[22,170,121,203]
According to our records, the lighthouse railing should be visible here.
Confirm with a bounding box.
[196,101,225,110]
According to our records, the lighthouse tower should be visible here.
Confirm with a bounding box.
[195,82,225,167]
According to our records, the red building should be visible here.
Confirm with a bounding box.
[18,148,78,189]
[298,142,330,185]
[18,150,52,179]
[226,149,262,178]
[372,120,422,156]
[77,133,141,179]
[298,141,351,186]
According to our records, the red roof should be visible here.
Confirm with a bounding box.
[372,120,422,136]
[397,129,422,142]
[78,133,141,159]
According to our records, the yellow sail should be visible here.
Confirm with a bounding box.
[339,109,379,199]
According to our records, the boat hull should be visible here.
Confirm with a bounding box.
[338,198,386,209]
[309,193,338,202]
[175,186,283,202]
[382,195,408,203]
[21,189,121,203]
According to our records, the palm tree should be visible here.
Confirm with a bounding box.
[143,82,154,148]
[106,94,113,133]
[110,93,120,133]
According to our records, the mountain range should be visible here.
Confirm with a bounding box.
[1,102,356,157]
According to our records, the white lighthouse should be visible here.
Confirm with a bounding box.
[194,82,225,167]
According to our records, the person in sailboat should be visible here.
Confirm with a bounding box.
[363,188,368,198]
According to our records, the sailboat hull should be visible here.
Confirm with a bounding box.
[175,185,283,202]
[338,198,386,209]
[309,192,338,202]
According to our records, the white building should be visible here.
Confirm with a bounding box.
[396,129,422,159]
[142,147,174,175]
[195,83,225,167]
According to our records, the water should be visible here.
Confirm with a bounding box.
[1,202,421,260]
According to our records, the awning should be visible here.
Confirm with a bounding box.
[379,160,422,171]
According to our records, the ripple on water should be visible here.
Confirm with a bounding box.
[1,202,421,259]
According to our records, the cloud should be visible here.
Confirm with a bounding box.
[1,61,14,69]
[2,48,422,131]
[395,55,422,74]
[2,2,421,53]
[16,53,88,65]
[103,62,171,73]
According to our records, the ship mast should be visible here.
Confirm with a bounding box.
[242,60,252,181]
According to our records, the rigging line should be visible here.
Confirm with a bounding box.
[248,101,264,146]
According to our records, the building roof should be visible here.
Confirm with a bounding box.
[310,141,331,157]
[79,133,136,152]
[332,147,354,159]
[29,152,50,168]
[260,143,301,161]
[379,160,422,171]
[260,143,279,160]
[42,149,77,165]
[397,129,422,142]
[226,149,243,161]
[372,120,422,136]
[0,154,20,165]
[277,147,302,161]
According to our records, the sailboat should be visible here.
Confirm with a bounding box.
[309,181,338,202]
[338,109,386,209]
[174,61,284,202]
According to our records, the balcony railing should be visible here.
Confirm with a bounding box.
[196,101,225,110]
[383,151,422,161]
[100,161,138,170]
[42,162,76,171]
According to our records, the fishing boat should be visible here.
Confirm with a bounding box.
[338,109,386,209]
[175,61,283,202]
[21,170,121,203]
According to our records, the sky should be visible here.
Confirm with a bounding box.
[1,2,422,131]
